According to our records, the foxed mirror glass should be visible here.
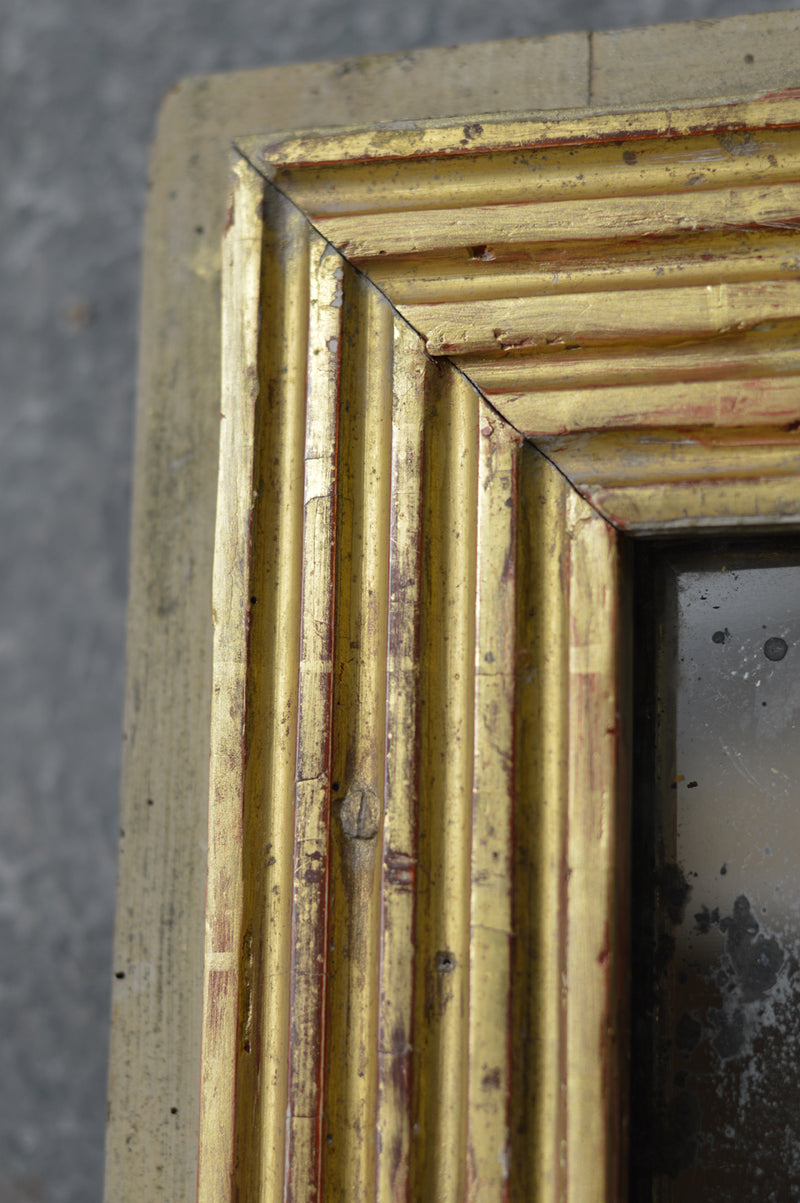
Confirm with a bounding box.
[633,540,800,1200]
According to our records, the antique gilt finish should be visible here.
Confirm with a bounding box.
[198,89,800,1201]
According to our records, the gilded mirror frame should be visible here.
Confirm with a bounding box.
[200,96,800,1200]
[104,16,800,1202]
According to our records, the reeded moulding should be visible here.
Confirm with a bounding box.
[204,91,800,1201]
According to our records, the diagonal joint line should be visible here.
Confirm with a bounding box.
[231,140,621,532]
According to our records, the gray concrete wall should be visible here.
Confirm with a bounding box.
[0,1,788,1199]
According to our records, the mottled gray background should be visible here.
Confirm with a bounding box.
[0,0,791,1199]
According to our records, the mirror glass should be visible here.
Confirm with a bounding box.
[632,544,800,1200]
